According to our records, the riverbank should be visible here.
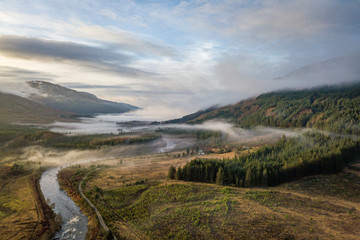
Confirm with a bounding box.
[0,164,60,240]
[63,152,360,240]
[58,166,105,239]
[29,172,61,239]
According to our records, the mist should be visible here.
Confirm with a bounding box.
[151,121,305,143]
[50,114,305,147]
[0,71,47,98]
[17,138,168,167]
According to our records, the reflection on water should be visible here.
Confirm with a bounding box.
[40,167,88,240]
[160,137,176,153]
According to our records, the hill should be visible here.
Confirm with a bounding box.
[169,83,360,134]
[27,81,139,115]
[0,92,79,124]
[164,105,218,124]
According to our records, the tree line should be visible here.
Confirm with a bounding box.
[8,130,160,149]
[169,132,360,187]
[185,83,360,135]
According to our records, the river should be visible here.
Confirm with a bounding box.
[38,135,184,239]
[40,166,88,239]
[39,155,112,240]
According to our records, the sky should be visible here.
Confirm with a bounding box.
[0,0,360,119]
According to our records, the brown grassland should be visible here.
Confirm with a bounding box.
[1,126,359,240]
[0,162,60,240]
[58,167,105,240]
[62,151,360,240]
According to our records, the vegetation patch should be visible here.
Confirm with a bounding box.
[184,83,360,135]
[0,163,60,240]
[63,154,360,240]
[174,132,360,187]
[244,190,353,214]
[286,172,360,203]
[9,131,161,149]
[58,166,106,240]
[84,183,238,239]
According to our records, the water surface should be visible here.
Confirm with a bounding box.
[40,166,88,239]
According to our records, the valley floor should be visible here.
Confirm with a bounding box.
[62,152,360,240]
[0,164,60,240]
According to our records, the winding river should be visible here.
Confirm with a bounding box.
[40,166,88,240]
[39,136,184,239]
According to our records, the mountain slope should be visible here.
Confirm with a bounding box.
[173,83,360,135]
[165,105,218,124]
[27,81,139,115]
[0,92,79,124]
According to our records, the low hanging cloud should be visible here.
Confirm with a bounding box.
[0,66,56,97]
[165,0,360,89]
[274,54,360,86]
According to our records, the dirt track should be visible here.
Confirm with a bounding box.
[79,169,118,240]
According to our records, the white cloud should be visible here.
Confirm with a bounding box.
[97,9,118,20]
[0,0,359,119]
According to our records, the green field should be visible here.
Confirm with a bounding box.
[64,157,360,240]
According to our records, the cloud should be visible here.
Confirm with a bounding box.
[0,66,54,79]
[169,0,360,97]
[274,53,360,86]
[167,0,360,41]
[0,66,54,97]
[0,35,131,63]
[74,24,176,58]
[0,10,176,58]
[0,35,155,77]
[62,82,133,89]
[0,0,359,119]
[97,9,118,20]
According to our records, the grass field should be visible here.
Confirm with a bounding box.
[65,152,360,240]
[0,125,62,240]
[1,123,360,240]
[0,162,60,240]
[58,167,106,240]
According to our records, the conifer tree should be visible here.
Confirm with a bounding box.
[262,169,268,186]
[168,166,176,179]
[176,167,182,180]
[244,167,252,187]
[216,167,224,185]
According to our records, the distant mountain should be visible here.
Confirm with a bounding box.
[168,83,360,135]
[0,92,79,124]
[27,81,139,115]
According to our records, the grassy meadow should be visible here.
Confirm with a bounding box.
[1,122,360,240]
[0,161,60,239]
[63,150,360,240]
[0,125,59,240]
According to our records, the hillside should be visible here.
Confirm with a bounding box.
[59,149,360,240]
[27,81,139,115]
[0,92,79,124]
[164,105,218,124]
[169,83,360,134]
